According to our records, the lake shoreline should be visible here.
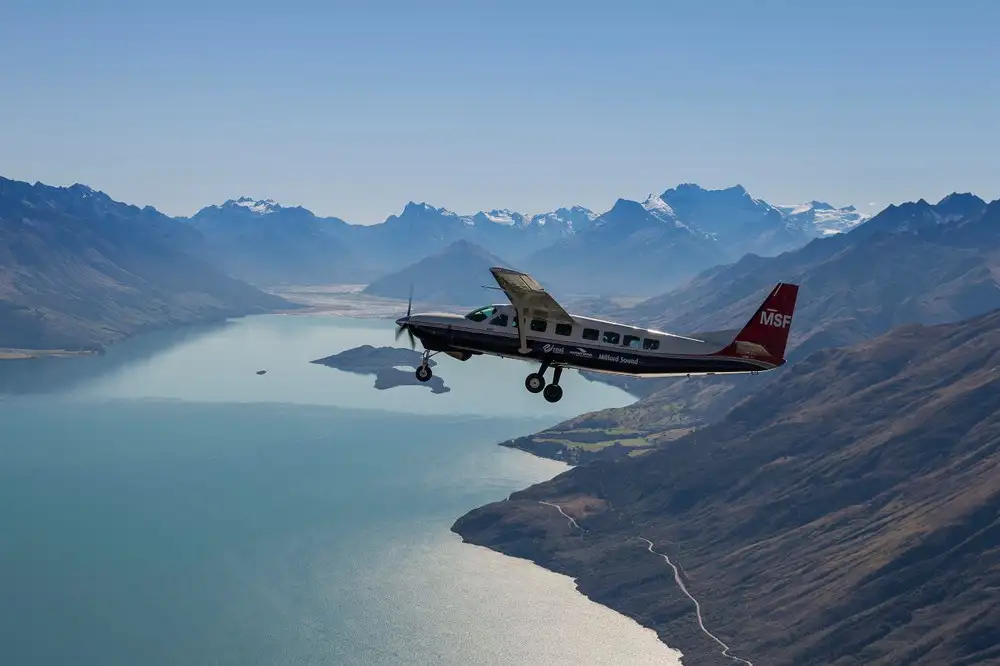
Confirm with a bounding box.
[4,287,650,465]
[449,488,740,666]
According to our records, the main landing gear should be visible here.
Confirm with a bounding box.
[415,350,439,382]
[525,360,564,403]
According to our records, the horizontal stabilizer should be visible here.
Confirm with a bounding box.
[689,328,741,346]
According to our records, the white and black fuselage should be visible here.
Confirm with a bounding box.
[394,269,798,403]
[397,303,776,378]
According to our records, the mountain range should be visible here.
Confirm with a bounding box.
[178,183,867,296]
[454,304,1000,665]
[0,178,294,353]
[0,173,871,353]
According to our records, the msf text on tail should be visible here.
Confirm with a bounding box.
[394,267,799,403]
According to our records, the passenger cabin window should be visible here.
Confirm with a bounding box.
[623,334,641,349]
[465,305,497,322]
[642,338,660,350]
[489,314,509,327]
[582,328,599,341]
[530,318,547,332]
[555,323,572,336]
[602,331,620,344]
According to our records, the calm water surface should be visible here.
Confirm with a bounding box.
[0,314,682,665]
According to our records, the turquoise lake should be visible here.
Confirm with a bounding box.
[0,313,683,665]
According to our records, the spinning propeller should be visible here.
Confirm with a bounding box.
[394,284,416,349]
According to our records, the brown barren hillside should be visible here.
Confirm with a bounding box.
[454,308,1000,665]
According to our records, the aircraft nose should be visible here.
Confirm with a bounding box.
[395,315,410,327]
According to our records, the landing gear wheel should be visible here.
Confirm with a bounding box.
[525,373,546,393]
[543,384,563,403]
[416,365,432,382]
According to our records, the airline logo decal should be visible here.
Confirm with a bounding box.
[537,342,637,364]
[759,308,792,329]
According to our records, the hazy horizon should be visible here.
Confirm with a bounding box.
[3,1,998,223]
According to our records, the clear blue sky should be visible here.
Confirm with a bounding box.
[2,0,998,223]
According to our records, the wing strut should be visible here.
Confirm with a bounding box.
[488,267,574,356]
[516,306,529,354]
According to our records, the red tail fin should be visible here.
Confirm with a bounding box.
[717,283,799,363]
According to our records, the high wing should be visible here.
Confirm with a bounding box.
[489,267,574,354]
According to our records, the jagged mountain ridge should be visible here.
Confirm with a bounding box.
[452,306,1000,665]
[0,173,872,331]
[0,177,295,352]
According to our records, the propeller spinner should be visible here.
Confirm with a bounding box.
[394,285,416,349]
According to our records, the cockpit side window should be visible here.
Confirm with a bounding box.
[489,313,509,327]
[465,306,497,322]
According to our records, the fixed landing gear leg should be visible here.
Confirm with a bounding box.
[524,359,550,394]
[415,350,433,382]
[543,366,563,403]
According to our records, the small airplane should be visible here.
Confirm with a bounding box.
[394,267,798,403]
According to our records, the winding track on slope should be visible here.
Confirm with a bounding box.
[539,501,753,666]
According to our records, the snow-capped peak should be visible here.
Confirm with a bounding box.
[525,206,597,233]
[640,193,696,231]
[225,197,280,214]
[641,193,676,216]
[775,201,870,236]
[479,208,522,226]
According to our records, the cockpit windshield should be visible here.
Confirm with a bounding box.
[464,305,498,322]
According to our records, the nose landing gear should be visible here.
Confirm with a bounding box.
[524,361,563,403]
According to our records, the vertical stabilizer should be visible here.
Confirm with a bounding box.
[718,283,799,363]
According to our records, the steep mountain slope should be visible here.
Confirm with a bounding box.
[624,195,999,363]
[0,178,294,352]
[454,308,1000,665]
[183,197,369,285]
[640,206,998,353]
[361,239,512,307]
